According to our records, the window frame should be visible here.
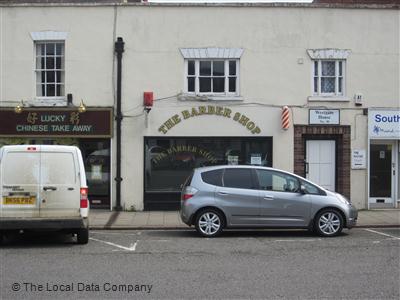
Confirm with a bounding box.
[312,59,345,97]
[35,41,65,99]
[184,59,240,97]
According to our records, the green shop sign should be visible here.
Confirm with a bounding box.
[158,106,261,135]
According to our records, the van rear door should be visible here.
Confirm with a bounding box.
[39,148,81,218]
[1,147,40,218]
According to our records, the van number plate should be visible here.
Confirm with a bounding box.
[3,196,36,205]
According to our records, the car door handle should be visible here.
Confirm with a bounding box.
[263,195,274,200]
[43,186,57,191]
[218,191,229,195]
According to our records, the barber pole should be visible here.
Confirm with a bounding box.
[281,106,290,130]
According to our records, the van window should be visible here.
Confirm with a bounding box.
[41,152,76,185]
[201,169,223,186]
[223,168,253,189]
[2,152,40,185]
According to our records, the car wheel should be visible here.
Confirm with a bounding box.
[314,209,344,237]
[77,228,89,244]
[195,209,224,237]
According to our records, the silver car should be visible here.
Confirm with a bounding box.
[180,165,357,237]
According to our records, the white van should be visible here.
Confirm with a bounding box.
[0,145,89,244]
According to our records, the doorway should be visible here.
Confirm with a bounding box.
[369,141,396,208]
[306,140,336,191]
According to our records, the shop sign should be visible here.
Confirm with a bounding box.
[309,109,340,125]
[158,106,261,135]
[0,108,113,138]
[351,149,366,169]
[368,109,400,139]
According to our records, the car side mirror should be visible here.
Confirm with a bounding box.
[300,185,307,194]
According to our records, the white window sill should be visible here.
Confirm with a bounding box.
[308,96,350,102]
[179,94,243,102]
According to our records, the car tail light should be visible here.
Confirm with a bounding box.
[27,147,37,151]
[80,187,88,208]
[182,193,194,201]
[181,186,198,201]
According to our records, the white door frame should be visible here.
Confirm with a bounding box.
[368,139,397,209]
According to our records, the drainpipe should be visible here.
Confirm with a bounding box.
[114,37,124,211]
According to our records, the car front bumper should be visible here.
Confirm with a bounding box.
[346,206,358,229]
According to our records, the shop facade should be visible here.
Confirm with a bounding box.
[368,109,400,208]
[0,2,398,211]
[0,108,114,209]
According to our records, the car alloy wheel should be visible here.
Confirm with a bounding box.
[195,210,223,237]
[316,210,343,237]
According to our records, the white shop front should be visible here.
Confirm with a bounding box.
[368,108,400,209]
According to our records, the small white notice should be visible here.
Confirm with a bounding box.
[351,149,366,169]
[251,154,262,165]
[91,165,102,180]
[227,155,239,165]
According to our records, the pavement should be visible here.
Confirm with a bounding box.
[89,209,400,230]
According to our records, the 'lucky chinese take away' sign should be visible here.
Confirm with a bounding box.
[0,108,113,138]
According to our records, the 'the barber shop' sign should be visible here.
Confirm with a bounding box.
[158,106,261,135]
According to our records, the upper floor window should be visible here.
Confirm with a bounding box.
[186,59,238,95]
[313,60,344,96]
[35,42,65,98]
[180,48,243,100]
[307,49,351,101]
[30,31,67,101]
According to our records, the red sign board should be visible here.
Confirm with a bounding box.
[0,108,113,138]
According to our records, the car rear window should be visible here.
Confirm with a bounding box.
[201,169,223,186]
[223,168,253,189]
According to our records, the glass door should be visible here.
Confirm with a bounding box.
[369,142,394,207]
[80,139,111,208]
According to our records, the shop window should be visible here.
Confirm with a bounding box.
[144,137,272,194]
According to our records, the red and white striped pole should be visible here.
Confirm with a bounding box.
[281,106,290,130]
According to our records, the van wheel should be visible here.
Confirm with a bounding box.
[195,209,224,237]
[314,209,343,237]
[77,228,89,244]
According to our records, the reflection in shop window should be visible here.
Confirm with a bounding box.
[145,137,272,193]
